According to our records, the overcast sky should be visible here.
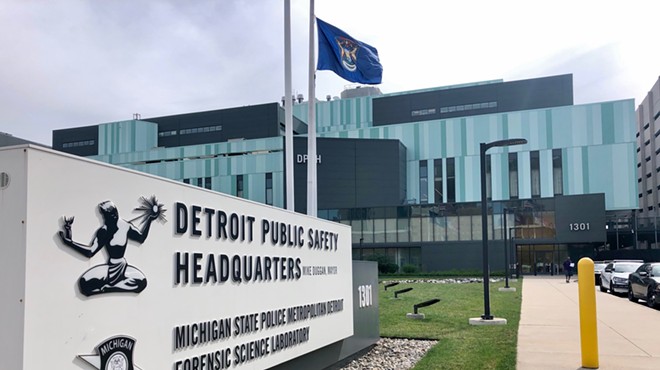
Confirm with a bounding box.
[1,0,658,146]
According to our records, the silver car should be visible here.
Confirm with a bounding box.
[600,261,643,294]
[594,261,610,286]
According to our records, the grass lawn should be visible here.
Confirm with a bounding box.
[379,278,522,370]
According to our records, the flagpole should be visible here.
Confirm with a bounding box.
[284,0,294,211]
[307,0,317,216]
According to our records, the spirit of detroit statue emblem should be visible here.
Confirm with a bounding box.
[58,196,166,297]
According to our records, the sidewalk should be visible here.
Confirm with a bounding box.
[517,276,660,369]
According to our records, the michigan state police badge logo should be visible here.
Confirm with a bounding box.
[79,336,142,370]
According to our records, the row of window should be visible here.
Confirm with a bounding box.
[62,140,95,148]
[181,125,223,135]
[183,177,212,190]
[158,125,223,137]
[440,101,497,114]
[353,247,421,270]
[419,149,563,204]
[409,102,498,118]
[342,210,556,244]
[411,108,436,117]
[182,173,273,206]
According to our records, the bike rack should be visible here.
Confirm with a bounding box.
[394,287,413,298]
[384,282,399,291]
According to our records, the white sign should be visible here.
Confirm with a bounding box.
[0,146,353,370]
[296,154,322,164]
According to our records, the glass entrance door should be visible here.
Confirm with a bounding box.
[533,251,555,275]
[516,244,565,275]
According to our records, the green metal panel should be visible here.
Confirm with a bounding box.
[492,152,509,199]
[581,146,590,193]
[247,173,264,203]
[601,102,615,144]
[456,156,465,202]
[540,149,553,198]
[463,156,480,202]
[518,152,531,199]
[545,109,553,148]
[610,143,638,210]
[565,147,583,194]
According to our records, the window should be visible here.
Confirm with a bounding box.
[419,160,428,204]
[237,175,244,198]
[438,102,497,115]
[434,159,443,203]
[204,177,212,190]
[158,130,177,137]
[265,173,273,205]
[197,178,203,187]
[183,178,190,184]
[552,149,563,195]
[530,151,540,198]
[509,153,519,199]
[411,108,436,117]
[62,140,95,148]
[180,125,223,135]
[446,158,456,203]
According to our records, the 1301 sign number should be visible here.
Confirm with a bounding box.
[358,285,373,308]
[569,222,590,231]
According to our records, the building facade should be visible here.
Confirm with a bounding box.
[53,74,643,274]
[635,76,660,250]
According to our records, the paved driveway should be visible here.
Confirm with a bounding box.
[517,276,660,369]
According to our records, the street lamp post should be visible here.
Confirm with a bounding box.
[503,207,510,289]
[510,227,519,279]
[480,138,527,320]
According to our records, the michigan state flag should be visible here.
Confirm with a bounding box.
[316,17,382,84]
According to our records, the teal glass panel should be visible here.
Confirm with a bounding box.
[447,216,458,241]
[432,215,446,241]
[384,218,396,242]
[459,215,471,241]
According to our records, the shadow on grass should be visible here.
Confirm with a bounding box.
[378,278,522,370]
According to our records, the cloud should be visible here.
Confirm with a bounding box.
[1,0,659,145]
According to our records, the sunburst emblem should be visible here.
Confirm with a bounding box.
[132,195,167,224]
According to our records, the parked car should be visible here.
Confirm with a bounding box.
[594,261,610,285]
[600,260,643,294]
[628,262,660,308]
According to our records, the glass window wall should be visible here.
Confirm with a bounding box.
[419,160,428,204]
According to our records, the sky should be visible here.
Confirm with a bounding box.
[1,0,659,146]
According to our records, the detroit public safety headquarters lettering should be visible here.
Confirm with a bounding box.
[172,202,343,369]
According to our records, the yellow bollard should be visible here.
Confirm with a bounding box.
[578,257,599,368]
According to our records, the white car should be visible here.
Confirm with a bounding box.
[600,260,643,294]
[594,261,610,286]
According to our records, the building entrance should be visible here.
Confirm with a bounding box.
[516,244,568,275]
